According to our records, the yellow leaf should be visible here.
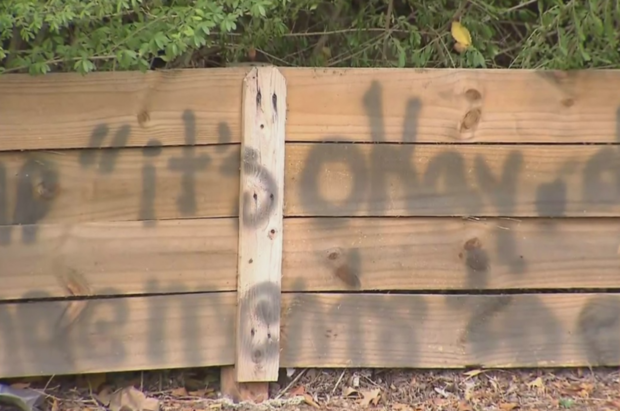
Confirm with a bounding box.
[464,369,485,378]
[303,393,320,408]
[527,377,544,390]
[451,21,472,50]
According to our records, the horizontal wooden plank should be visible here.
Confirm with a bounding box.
[0,69,248,151]
[0,144,240,226]
[281,217,620,291]
[283,68,620,143]
[284,143,620,217]
[3,292,620,377]
[0,292,235,377]
[11,142,620,229]
[0,219,238,300]
[2,68,620,151]
[3,217,620,301]
[280,293,620,368]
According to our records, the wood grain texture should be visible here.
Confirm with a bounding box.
[281,217,620,291]
[3,292,620,378]
[282,68,620,143]
[0,69,248,151]
[0,145,240,226]
[0,220,238,301]
[2,68,620,151]
[0,292,235,378]
[236,67,287,381]
[3,217,620,301]
[279,293,620,368]
[284,143,620,217]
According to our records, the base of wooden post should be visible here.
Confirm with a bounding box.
[220,366,269,403]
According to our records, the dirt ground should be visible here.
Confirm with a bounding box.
[3,367,620,411]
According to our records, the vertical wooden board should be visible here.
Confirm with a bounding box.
[236,67,287,381]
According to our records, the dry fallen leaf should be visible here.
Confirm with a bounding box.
[188,389,207,397]
[499,403,518,410]
[527,377,544,390]
[359,388,381,407]
[288,386,306,397]
[95,386,113,406]
[85,373,107,391]
[109,386,159,411]
[170,387,188,398]
[392,404,411,411]
[302,393,320,408]
[343,387,359,397]
[463,369,485,378]
[451,21,472,53]
[9,382,31,390]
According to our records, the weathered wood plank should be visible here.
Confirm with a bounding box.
[235,67,287,381]
[3,292,620,378]
[279,293,620,368]
[0,219,238,301]
[0,144,240,226]
[284,143,620,217]
[2,69,620,151]
[283,68,620,143]
[0,69,248,151]
[0,292,235,378]
[3,217,620,301]
[281,217,620,291]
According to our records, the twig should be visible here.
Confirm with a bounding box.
[275,368,307,400]
[327,32,389,66]
[43,374,56,392]
[255,48,294,67]
[4,55,117,74]
[312,2,344,59]
[382,0,395,60]
[331,370,347,395]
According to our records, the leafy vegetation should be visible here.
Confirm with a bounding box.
[1,0,619,75]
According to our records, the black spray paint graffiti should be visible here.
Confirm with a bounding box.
[0,156,60,244]
[297,81,620,366]
[0,109,247,243]
[241,147,279,229]
[238,282,281,370]
[140,139,163,226]
[168,110,211,216]
[0,286,130,376]
[79,124,131,173]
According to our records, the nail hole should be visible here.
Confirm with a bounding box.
[253,193,258,200]
[270,229,276,234]
[249,259,253,264]
[260,124,264,129]
[251,328,256,336]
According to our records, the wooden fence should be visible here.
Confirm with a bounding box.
[2,66,620,391]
